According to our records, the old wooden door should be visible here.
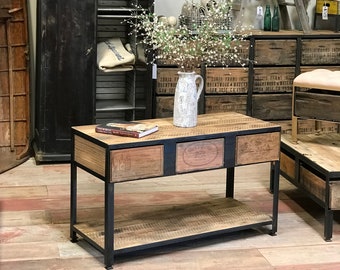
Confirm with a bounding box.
[0,0,30,172]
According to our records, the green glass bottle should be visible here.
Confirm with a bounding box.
[272,6,280,31]
[263,5,271,31]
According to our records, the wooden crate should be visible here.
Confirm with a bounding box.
[252,93,292,120]
[300,165,326,203]
[156,68,180,95]
[205,68,248,94]
[301,165,340,209]
[330,182,340,209]
[176,138,224,173]
[280,151,295,179]
[156,68,201,95]
[253,67,295,93]
[209,40,250,67]
[276,119,339,134]
[254,40,296,66]
[316,0,338,15]
[236,132,280,166]
[300,66,340,73]
[301,39,340,65]
[111,145,164,182]
[295,91,340,122]
[205,95,247,114]
[155,96,174,118]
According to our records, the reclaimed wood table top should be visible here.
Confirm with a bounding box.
[72,112,281,145]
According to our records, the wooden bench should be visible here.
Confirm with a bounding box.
[281,133,340,241]
[292,69,340,142]
[281,69,340,241]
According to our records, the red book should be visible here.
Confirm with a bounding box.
[95,121,158,138]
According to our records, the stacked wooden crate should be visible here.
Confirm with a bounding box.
[154,31,340,135]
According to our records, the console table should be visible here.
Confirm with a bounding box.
[70,112,281,269]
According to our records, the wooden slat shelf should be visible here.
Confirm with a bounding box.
[74,198,272,251]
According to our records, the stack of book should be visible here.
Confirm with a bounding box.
[95,121,158,138]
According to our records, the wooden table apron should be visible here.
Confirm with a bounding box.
[69,112,281,269]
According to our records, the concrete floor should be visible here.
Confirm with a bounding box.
[1,158,340,269]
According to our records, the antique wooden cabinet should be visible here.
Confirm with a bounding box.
[34,0,153,162]
[34,0,96,162]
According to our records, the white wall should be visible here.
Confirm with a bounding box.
[154,0,184,17]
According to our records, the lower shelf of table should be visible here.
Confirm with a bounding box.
[73,197,273,253]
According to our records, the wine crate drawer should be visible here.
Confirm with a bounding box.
[253,67,295,93]
[280,151,295,180]
[252,93,292,120]
[74,135,106,177]
[111,145,164,182]
[156,68,179,95]
[330,182,340,210]
[295,91,340,122]
[205,68,248,94]
[235,132,280,166]
[300,66,340,73]
[156,68,201,95]
[300,166,325,202]
[301,39,340,65]
[254,40,296,66]
[176,138,224,173]
[277,119,339,135]
[205,95,247,115]
[283,164,340,209]
[155,96,174,118]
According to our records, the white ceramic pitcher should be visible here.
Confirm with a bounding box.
[173,71,204,128]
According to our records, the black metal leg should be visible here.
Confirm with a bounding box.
[324,177,333,241]
[70,161,78,242]
[104,181,115,269]
[271,161,280,236]
[226,167,235,198]
[269,162,274,194]
[324,208,333,241]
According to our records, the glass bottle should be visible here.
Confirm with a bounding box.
[272,6,280,31]
[254,6,264,30]
[263,5,271,31]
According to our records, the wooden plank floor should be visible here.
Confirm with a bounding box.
[1,158,340,269]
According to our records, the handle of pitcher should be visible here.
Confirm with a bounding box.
[195,75,204,102]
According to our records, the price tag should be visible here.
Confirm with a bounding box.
[322,3,329,20]
[257,6,263,16]
[152,64,157,79]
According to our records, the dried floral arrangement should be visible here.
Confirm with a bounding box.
[129,0,250,72]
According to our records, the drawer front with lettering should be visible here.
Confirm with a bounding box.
[111,145,164,182]
[235,132,280,165]
[253,67,295,93]
[176,138,224,173]
[301,39,340,65]
[254,40,296,66]
[205,68,248,94]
